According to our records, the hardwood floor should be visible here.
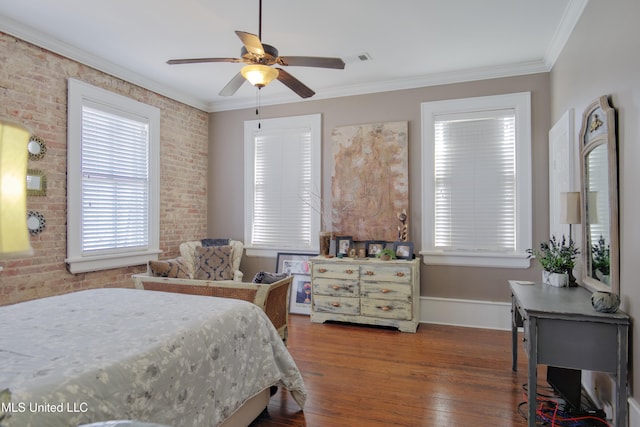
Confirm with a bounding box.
[251,314,537,426]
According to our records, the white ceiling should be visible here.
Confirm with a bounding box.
[0,0,586,112]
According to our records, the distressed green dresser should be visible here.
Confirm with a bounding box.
[309,256,420,332]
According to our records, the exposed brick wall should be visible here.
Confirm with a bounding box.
[0,32,209,305]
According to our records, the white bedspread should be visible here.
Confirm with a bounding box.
[0,288,305,427]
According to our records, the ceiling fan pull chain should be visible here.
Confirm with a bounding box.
[256,88,261,129]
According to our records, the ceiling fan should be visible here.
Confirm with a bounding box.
[166,0,345,99]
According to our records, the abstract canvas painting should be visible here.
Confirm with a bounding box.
[330,121,408,241]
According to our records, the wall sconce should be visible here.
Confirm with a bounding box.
[0,119,33,257]
[560,191,581,241]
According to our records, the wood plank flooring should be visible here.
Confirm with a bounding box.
[251,314,538,426]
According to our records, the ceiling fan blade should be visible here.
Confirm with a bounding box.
[167,57,244,65]
[275,68,315,99]
[235,31,264,56]
[219,72,246,97]
[277,56,345,69]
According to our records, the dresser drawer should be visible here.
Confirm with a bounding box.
[359,264,412,283]
[313,295,360,315]
[313,278,359,297]
[360,281,411,301]
[313,263,359,279]
[361,298,411,320]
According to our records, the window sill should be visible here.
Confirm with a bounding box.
[419,250,531,268]
[245,247,319,258]
[65,250,161,274]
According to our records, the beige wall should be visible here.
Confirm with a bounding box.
[209,73,551,302]
[0,32,209,305]
[550,0,640,410]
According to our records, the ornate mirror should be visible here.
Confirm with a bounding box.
[27,135,46,161]
[579,96,619,294]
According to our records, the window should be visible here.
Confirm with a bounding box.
[421,92,532,268]
[66,79,160,273]
[244,114,321,257]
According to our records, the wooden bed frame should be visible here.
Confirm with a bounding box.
[132,274,292,342]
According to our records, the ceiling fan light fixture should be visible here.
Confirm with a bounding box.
[241,64,278,88]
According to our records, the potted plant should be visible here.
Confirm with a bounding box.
[591,235,610,284]
[527,235,579,287]
[376,248,396,261]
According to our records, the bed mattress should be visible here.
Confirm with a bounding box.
[0,288,305,427]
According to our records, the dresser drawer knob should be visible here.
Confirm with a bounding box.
[381,289,390,293]
[331,302,341,307]
[395,272,405,277]
[332,285,340,290]
[318,268,327,273]
[345,269,354,274]
[364,271,375,276]
[381,306,391,311]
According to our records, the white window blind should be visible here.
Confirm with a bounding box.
[66,78,160,273]
[421,92,532,268]
[244,114,321,255]
[252,128,312,247]
[434,110,516,251]
[81,106,150,253]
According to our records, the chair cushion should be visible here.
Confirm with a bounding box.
[194,245,234,281]
[179,239,244,280]
[253,271,288,284]
[201,238,229,246]
[148,257,190,278]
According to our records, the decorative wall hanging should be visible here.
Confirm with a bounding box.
[26,169,46,196]
[27,210,46,235]
[27,136,46,161]
[331,121,409,241]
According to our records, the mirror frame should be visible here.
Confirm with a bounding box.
[579,95,619,294]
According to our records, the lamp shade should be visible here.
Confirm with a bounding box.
[560,191,581,225]
[0,120,33,256]
[241,64,279,88]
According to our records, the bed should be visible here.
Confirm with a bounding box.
[0,288,306,427]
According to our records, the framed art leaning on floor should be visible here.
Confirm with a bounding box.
[276,252,316,315]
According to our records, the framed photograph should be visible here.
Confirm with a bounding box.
[365,240,386,257]
[289,275,313,315]
[393,241,414,260]
[335,235,353,256]
[276,252,316,315]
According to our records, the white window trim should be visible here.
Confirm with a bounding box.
[420,92,532,268]
[66,78,161,273]
[243,114,321,258]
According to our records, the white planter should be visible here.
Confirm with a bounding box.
[542,270,568,287]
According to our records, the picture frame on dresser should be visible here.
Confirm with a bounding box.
[393,241,414,259]
[365,240,386,257]
[276,252,316,315]
[335,236,353,256]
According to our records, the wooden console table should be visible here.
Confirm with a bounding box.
[509,280,630,427]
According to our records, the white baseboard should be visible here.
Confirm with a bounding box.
[418,295,512,330]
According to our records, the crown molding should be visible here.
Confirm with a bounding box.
[207,59,549,112]
[3,0,587,114]
[0,14,210,112]
[544,0,589,69]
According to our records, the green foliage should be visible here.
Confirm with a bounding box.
[527,235,579,274]
[376,248,397,259]
[592,235,610,275]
